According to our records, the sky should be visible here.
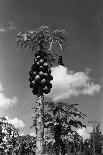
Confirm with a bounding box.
[0,0,103,138]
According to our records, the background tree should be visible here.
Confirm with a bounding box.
[95,123,103,154]
[16,25,65,155]
[86,122,103,155]
[0,117,19,155]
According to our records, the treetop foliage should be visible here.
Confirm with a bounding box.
[16,25,65,51]
[16,26,66,67]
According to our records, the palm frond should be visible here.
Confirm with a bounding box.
[16,26,65,51]
[16,26,65,67]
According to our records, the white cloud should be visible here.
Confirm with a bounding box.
[29,132,36,137]
[77,126,93,143]
[0,27,6,33]
[0,21,16,34]
[85,126,93,133]
[46,66,101,101]
[0,93,17,108]
[0,76,17,108]
[20,133,24,136]
[6,116,25,129]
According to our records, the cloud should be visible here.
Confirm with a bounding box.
[0,27,6,33]
[0,93,17,108]
[6,116,25,129]
[29,132,36,137]
[85,126,93,133]
[77,126,93,143]
[20,133,24,136]
[46,66,101,101]
[0,74,17,108]
[0,21,16,34]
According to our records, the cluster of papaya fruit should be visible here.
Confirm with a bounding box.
[29,50,53,95]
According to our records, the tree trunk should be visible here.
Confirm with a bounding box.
[36,93,44,155]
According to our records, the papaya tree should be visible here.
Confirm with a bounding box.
[16,26,65,155]
[32,101,86,155]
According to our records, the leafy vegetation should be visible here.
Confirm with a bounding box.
[3,25,101,155]
[0,110,103,155]
[83,123,103,155]
[32,101,87,155]
[16,25,65,155]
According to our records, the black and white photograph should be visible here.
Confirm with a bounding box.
[0,0,102,154]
